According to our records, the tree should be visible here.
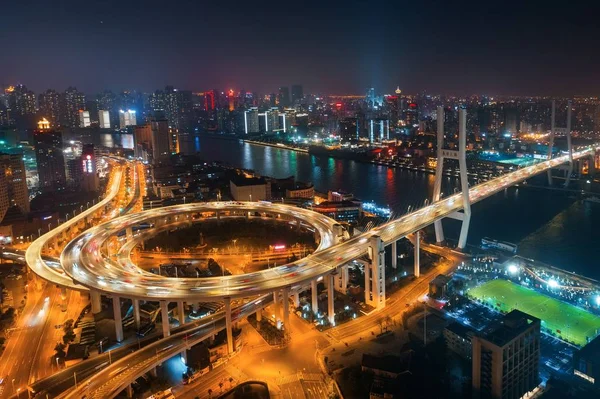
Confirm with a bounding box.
[377,317,385,334]
[208,389,213,398]
[219,381,224,392]
[63,318,74,330]
[229,377,234,388]
[54,342,66,358]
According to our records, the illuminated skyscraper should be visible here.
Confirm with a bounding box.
[204,90,216,113]
[99,110,111,129]
[119,109,137,128]
[60,87,86,128]
[39,89,61,125]
[33,119,66,190]
[7,84,36,118]
[244,107,259,134]
[228,89,236,111]
[79,110,91,127]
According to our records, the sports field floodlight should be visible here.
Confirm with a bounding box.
[507,264,518,274]
[548,279,559,289]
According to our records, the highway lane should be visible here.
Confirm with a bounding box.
[24,163,125,292]
[4,160,142,398]
[0,281,49,398]
[59,146,597,302]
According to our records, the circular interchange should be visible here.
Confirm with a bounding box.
[62,201,344,300]
[60,147,598,302]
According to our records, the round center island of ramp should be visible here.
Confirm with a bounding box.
[61,201,347,301]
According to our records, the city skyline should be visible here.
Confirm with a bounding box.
[2,0,600,96]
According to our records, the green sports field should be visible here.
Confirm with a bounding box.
[467,279,600,347]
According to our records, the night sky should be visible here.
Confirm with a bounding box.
[2,0,599,96]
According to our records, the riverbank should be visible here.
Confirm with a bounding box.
[242,139,308,153]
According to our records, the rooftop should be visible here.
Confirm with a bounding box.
[361,352,412,375]
[230,176,266,186]
[483,309,540,347]
[445,321,476,339]
[576,333,600,359]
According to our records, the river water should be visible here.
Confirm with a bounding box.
[193,136,600,280]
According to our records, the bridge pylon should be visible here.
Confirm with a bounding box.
[547,100,555,185]
[564,100,573,187]
[432,106,472,250]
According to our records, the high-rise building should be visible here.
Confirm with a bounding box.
[278,87,290,108]
[7,84,36,118]
[79,110,91,127]
[98,110,111,129]
[33,119,66,190]
[80,144,99,192]
[244,107,259,134]
[291,85,303,104]
[204,90,216,113]
[368,118,390,142]
[228,89,236,111]
[0,153,29,214]
[0,162,9,223]
[472,310,540,399]
[150,118,171,164]
[134,124,153,162]
[119,109,137,128]
[38,89,61,125]
[60,87,86,128]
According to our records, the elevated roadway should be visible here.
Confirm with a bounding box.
[59,146,597,301]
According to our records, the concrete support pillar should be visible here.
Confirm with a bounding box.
[160,300,170,338]
[332,224,343,245]
[90,290,102,314]
[311,279,318,315]
[282,287,290,334]
[334,265,349,294]
[414,231,421,278]
[133,299,141,329]
[181,349,188,364]
[112,296,123,342]
[256,309,262,322]
[327,274,335,326]
[273,291,281,329]
[292,292,300,308]
[150,367,157,377]
[296,218,302,232]
[60,287,67,312]
[126,384,133,398]
[367,235,385,309]
[177,301,185,326]
[224,298,234,354]
[391,241,397,269]
[126,227,133,240]
[216,211,220,221]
